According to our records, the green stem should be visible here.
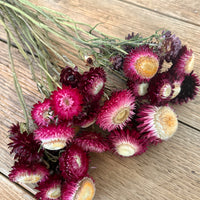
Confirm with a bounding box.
[5,25,29,131]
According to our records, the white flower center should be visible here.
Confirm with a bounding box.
[75,155,81,168]
[138,82,149,96]
[185,53,194,74]
[42,138,66,150]
[171,82,181,99]
[92,80,104,95]
[17,173,42,184]
[113,107,130,124]
[47,186,61,199]
[116,143,136,157]
[160,84,172,99]
[81,118,96,128]
[154,107,178,140]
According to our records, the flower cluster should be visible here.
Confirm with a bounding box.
[8,31,199,200]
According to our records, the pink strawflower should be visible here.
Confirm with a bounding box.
[172,46,194,75]
[31,98,53,127]
[34,124,74,150]
[79,67,106,103]
[96,90,135,131]
[109,128,147,157]
[74,131,109,153]
[35,175,62,200]
[8,123,43,162]
[59,144,89,181]
[51,86,83,120]
[123,45,159,81]
[171,72,200,104]
[137,105,178,143]
[61,176,95,200]
[9,161,49,184]
[148,72,173,105]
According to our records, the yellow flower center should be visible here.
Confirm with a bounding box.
[43,138,66,150]
[154,107,178,140]
[113,107,130,124]
[116,143,136,157]
[75,178,95,200]
[135,56,159,79]
[18,173,42,184]
[47,186,61,199]
[185,53,194,74]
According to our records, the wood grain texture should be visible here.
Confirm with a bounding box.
[119,0,200,26]
[0,174,35,200]
[0,40,200,199]
[1,0,199,129]
[89,123,200,200]
[0,0,200,199]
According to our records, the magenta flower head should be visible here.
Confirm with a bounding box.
[148,72,173,105]
[51,86,83,120]
[79,67,106,103]
[31,98,53,127]
[137,104,178,144]
[59,144,89,181]
[96,89,135,131]
[172,46,194,75]
[8,123,43,162]
[35,175,62,200]
[123,45,159,81]
[34,124,74,150]
[61,176,95,200]
[171,71,200,104]
[109,128,147,157]
[60,66,81,88]
[74,131,110,153]
[9,161,49,184]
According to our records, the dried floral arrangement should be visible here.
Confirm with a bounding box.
[1,0,200,200]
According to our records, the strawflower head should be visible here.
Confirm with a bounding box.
[96,89,135,131]
[35,175,62,200]
[8,123,43,162]
[148,72,173,105]
[171,71,200,104]
[137,105,178,143]
[79,67,106,103]
[74,131,109,153]
[60,66,81,88]
[9,161,49,184]
[109,128,147,157]
[59,144,89,181]
[61,176,95,200]
[123,45,159,81]
[51,86,83,120]
[172,46,194,75]
[31,98,53,127]
[34,124,74,150]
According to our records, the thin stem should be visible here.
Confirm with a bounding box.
[5,26,29,131]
